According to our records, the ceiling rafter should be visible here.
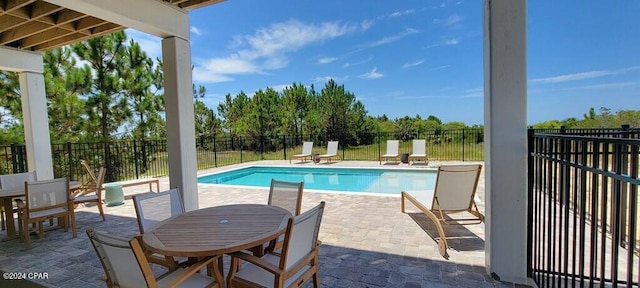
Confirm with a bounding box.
[0,0,225,51]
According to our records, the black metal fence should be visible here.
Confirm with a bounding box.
[528,126,640,287]
[0,129,483,182]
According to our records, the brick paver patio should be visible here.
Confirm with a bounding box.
[0,160,524,287]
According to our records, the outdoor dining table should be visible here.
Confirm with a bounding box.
[0,180,82,241]
[142,203,292,287]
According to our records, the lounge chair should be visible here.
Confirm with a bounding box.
[401,164,484,257]
[380,140,400,164]
[74,167,107,221]
[290,141,314,163]
[315,141,340,163]
[408,139,428,165]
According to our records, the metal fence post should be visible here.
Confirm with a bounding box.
[283,135,287,160]
[261,135,265,160]
[133,140,140,179]
[213,136,218,167]
[462,128,465,161]
[66,142,73,178]
[240,136,243,163]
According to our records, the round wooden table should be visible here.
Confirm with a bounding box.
[143,204,292,257]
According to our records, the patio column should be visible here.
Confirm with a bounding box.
[483,0,528,285]
[162,36,198,211]
[18,72,55,179]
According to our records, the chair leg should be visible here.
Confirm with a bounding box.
[22,220,31,250]
[69,213,77,238]
[422,209,449,258]
[0,206,5,231]
[97,201,106,221]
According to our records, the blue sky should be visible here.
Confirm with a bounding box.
[128,0,640,125]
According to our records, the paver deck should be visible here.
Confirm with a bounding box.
[0,160,525,287]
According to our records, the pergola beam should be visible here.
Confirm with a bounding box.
[44,0,189,39]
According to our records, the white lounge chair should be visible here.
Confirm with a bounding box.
[408,139,428,164]
[290,141,314,163]
[401,164,484,258]
[380,140,400,164]
[316,141,340,163]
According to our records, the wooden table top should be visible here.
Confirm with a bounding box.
[142,204,292,257]
[0,181,82,198]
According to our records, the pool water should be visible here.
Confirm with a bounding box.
[198,166,437,195]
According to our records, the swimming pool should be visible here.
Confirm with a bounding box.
[197,166,437,195]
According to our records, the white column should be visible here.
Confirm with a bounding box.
[162,36,198,211]
[19,72,54,180]
[483,0,528,284]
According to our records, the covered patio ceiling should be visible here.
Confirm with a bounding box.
[0,0,224,52]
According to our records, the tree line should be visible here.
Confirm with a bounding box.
[1,31,635,148]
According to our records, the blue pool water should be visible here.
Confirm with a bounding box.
[197,166,437,195]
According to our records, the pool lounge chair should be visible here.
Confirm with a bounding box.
[315,141,340,163]
[401,164,484,258]
[380,140,400,164]
[408,139,428,165]
[290,141,314,163]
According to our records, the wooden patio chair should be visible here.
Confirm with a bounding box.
[401,164,484,257]
[132,188,193,269]
[18,177,77,249]
[74,167,107,221]
[86,229,222,288]
[290,142,314,163]
[379,140,400,164]
[227,202,325,288]
[263,179,304,254]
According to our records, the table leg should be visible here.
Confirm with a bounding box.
[210,256,225,288]
[2,198,18,241]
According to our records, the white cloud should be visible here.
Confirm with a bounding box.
[427,38,459,48]
[431,65,450,71]
[530,67,640,84]
[365,28,419,48]
[359,67,383,79]
[318,57,338,64]
[343,55,373,68]
[193,19,365,83]
[312,76,348,84]
[191,26,202,36]
[402,60,424,68]
[125,29,162,60]
[433,14,463,28]
[388,9,416,18]
[567,82,637,90]
[269,84,293,92]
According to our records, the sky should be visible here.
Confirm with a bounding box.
[127,0,640,125]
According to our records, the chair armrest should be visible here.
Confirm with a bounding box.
[228,251,280,274]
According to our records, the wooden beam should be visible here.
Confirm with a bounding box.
[33,23,123,51]
[0,14,24,32]
[0,21,50,45]
[20,27,74,48]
